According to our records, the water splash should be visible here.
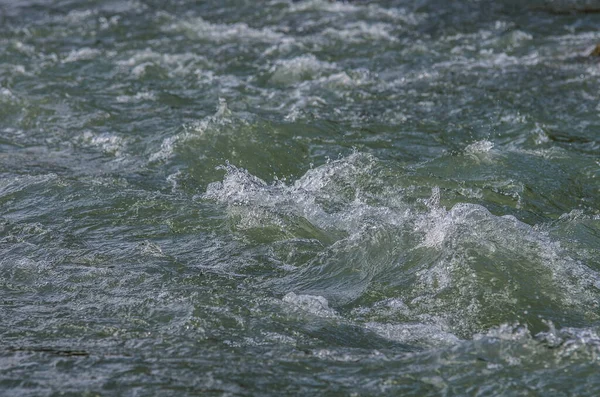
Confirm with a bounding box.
[205,153,600,338]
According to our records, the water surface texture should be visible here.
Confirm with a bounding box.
[2,0,600,395]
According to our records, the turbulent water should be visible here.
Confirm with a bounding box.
[1,0,600,395]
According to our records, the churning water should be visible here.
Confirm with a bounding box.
[1,0,600,395]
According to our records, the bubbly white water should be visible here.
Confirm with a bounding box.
[2,0,600,395]
[205,152,600,339]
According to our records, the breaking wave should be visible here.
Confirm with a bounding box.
[205,153,600,340]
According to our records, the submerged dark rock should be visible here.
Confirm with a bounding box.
[590,44,600,57]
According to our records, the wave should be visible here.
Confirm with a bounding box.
[204,152,600,340]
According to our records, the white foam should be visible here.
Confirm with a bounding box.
[282,292,337,318]
[115,91,156,103]
[12,40,36,55]
[263,37,304,58]
[149,133,193,163]
[288,0,360,13]
[365,322,460,346]
[205,153,600,338]
[139,241,165,257]
[65,9,96,23]
[167,17,284,44]
[364,4,423,24]
[535,323,600,360]
[77,131,126,156]
[411,193,600,336]
[474,323,530,342]
[116,49,212,78]
[475,322,600,362]
[204,152,407,235]
[310,349,362,362]
[268,54,337,84]
[323,22,397,43]
[63,47,102,63]
[0,87,16,100]
[98,15,121,30]
[131,62,153,78]
[149,98,235,163]
[5,64,30,76]
[465,140,494,154]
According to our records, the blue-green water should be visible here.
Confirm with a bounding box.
[1,0,600,395]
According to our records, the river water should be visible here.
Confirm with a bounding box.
[1,0,600,395]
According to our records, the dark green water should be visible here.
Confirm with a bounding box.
[1,0,600,395]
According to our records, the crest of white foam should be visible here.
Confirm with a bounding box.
[263,37,304,58]
[288,0,360,13]
[364,4,424,25]
[64,9,96,23]
[77,131,126,156]
[411,190,600,336]
[282,292,337,318]
[204,152,407,234]
[205,165,270,205]
[139,240,165,257]
[473,322,600,363]
[0,87,16,100]
[365,322,460,347]
[149,134,185,164]
[116,49,212,78]
[167,17,284,44]
[11,40,36,55]
[62,47,102,63]
[474,323,530,342]
[323,22,397,43]
[434,51,541,72]
[319,72,355,88]
[205,154,600,338]
[535,323,600,360]
[116,91,156,103]
[465,140,494,154]
[149,98,235,163]
[268,54,337,84]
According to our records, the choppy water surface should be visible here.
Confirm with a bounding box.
[1,0,600,395]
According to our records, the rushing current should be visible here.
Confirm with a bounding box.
[1,0,600,395]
